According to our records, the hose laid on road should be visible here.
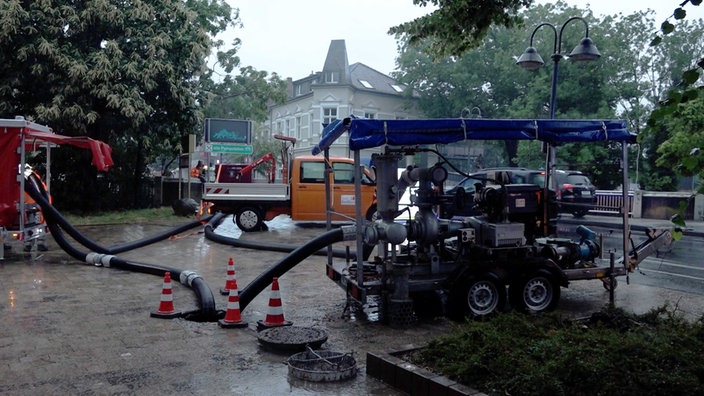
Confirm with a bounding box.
[203,213,361,259]
[25,174,218,322]
[238,226,353,310]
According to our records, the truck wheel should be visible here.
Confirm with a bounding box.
[235,206,264,232]
[456,275,505,318]
[509,269,560,313]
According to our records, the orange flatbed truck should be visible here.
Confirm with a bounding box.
[202,155,377,232]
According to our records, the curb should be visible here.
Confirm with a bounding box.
[366,345,487,396]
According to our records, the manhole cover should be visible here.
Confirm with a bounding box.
[288,347,357,382]
[257,326,328,352]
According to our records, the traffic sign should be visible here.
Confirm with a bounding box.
[205,143,253,154]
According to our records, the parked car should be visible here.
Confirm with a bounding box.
[554,170,597,218]
[442,168,596,219]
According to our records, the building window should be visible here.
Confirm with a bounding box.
[323,107,338,126]
[391,84,404,93]
[364,112,376,119]
[295,116,301,139]
[324,72,339,83]
[359,80,373,89]
[295,84,303,96]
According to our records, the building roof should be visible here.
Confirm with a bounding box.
[349,62,407,96]
[287,39,409,99]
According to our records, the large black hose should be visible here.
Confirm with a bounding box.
[238,226,350,310]
[24,176,210,254]
[25,176,218,321]
[203,214,360,259]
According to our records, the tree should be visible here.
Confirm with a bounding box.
[642,0,704,191]
[393,1,703,189]
[0,0,238,211]
[389,0,534,58]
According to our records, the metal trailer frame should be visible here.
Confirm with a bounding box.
[312,117,671,313]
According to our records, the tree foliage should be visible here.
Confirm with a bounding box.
[642,0,704,192]
[0,0,237,211]
[389,0,534,58]
[394,1,703,190]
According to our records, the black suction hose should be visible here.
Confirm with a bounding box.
[26,176,218,321]
[23,176,210,254]
[238,226,350,310]
[203,214,360,259]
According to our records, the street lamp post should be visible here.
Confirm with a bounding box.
[516,16,600,234]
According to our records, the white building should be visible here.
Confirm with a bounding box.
[267,39,420,160]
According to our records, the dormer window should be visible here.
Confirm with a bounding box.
[324,72,339,83]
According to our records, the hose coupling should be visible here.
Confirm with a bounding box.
[180,270,202,286]
[85,252,114,267]
[340,225,357,241]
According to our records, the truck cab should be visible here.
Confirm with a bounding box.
[203,155,377,232]
[291,156,376,221]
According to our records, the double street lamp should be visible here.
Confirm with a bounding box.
[516,16,600,234]
[516,16,601,119]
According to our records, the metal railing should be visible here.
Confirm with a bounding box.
[592,190,634,215]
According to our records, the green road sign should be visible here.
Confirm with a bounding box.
[206,143,253,154]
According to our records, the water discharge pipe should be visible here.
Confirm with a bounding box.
[24,174,211,254]
[238,225,356,310]
[203,214,369,260]
[25,175,218,321]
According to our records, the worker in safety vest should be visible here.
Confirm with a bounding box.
[190,160,206,183]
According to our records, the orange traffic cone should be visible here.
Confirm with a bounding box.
[257,277,293,331]
[150,272,182,319]
[220,257,237,295]
[219,279,248,328]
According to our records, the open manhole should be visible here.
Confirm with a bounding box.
[288,346,357,382]
[257,326,328,352]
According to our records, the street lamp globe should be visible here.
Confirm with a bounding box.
[568,37,601,61]
[516,46,545,70]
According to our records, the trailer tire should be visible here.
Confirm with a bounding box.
[454,274,505,319]
[509,269,560,313]
[235,206,264,232]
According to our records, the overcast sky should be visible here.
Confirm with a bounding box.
[221,0,703,79]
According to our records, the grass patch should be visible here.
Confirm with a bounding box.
[63,206,182,226]
[408,305,704,395]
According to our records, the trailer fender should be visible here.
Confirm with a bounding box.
[517,258,568,288]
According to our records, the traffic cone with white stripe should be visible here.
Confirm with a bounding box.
[257,277,293,331]
[220,257,237,295]
[150,272,182,319]
[219,278,248,328]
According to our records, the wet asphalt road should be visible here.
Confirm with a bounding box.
[2,214,704,395]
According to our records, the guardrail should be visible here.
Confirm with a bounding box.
[593,190,634,216]
[593,190,702,220]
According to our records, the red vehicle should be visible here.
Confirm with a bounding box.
[0,117,113,258]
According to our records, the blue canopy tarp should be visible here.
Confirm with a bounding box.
[312,117,635,154]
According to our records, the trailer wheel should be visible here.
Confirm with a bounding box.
[235,206,264,232]
[510,270,560,313]
[456,275,505,318]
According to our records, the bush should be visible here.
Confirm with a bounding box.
[409,305,704,395]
